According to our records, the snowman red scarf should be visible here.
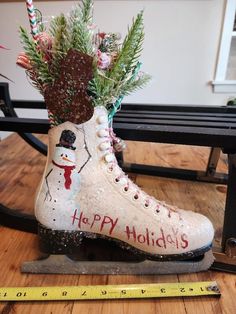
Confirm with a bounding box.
[52,160,76,190]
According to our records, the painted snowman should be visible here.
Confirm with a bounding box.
[35,129,81,230]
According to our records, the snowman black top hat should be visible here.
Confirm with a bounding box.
[56,130,76,150]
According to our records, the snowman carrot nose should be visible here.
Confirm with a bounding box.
[62,156,74,163]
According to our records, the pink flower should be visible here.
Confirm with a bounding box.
[97,50,111,70]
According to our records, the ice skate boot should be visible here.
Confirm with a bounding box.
[22,107,214,274]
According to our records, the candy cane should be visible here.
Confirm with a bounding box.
[25,0,39,41]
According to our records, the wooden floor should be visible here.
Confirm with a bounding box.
[0,133,235,314]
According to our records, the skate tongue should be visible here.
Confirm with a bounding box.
[52,160,75,189]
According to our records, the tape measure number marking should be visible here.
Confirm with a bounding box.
[0,281,220,301]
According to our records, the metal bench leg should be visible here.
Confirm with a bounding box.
[196,147,228,183]
[118,144,227,184]
[222,154,236,246]
[116,151,124,167]
[206,147,221,176]
[212,153,236,272]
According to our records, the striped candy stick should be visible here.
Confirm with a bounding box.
[25,0,39,41]
[25,1,58,126]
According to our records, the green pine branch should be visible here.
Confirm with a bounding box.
[88,11,145,107]
[19,26,53,87]
[89,71,150,108]
[80,0,93,24]
[119,73,151,96]
[49,14,69,78]
[109,11,144,81]
[68,1,94,55]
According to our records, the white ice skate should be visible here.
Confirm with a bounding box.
[19,0,214,274]
[22,107,215,274]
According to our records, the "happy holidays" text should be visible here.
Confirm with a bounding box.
[71,209,189,250]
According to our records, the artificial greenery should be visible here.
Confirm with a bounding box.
[18,0,150,116]
[89,11,150,107]
[19,26,53,88]
[49,14,69,78]
[227,99,236,106]
[68,1,94,55]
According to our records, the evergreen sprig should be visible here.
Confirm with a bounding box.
[68,3,94,55]
[120,73,151,96]
[49,14,69,78]
[80,0,93,24]
[88,11,147,107]
[19,26,53,87]
[110,11,144,81]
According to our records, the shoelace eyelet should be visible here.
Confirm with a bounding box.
[133,194,139,200]
[156,207,160,213]
[107,165,114,173]
[144,203,149,208]
[123,186,129,193]
[115,177,120,183]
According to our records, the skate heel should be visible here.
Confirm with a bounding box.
[38,224,84,255]
[38,224,145,261]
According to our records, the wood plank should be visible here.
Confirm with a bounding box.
[178,272,223,314]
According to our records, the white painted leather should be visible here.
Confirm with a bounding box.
[35,107,214,256]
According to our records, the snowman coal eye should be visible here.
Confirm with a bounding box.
[61,154,63,157]
[65,154,68,158]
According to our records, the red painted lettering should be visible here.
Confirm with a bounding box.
[82,217,89,225]
[166,234,175,245]
[181,233,189,249]
[151,232,155,246]
[156,228,166,249]
[137,234,146,244]
[71,209,78,225]
[71,209,83,228]
[172,227,179,249]
[90,214,101,229]
[100,216,118,235]
[145,228,150,246]
[125,226,137,241]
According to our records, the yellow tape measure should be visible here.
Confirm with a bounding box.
[0,281,220,301]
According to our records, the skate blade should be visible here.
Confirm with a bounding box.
[21,250,214,275]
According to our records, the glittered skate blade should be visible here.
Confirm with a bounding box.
[21,225,214,274]
[36,224,212,262]
[21,250,214,274]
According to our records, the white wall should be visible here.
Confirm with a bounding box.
[0,0,232,138]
